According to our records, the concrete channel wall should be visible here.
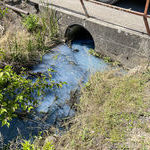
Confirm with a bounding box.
[39,3,150,69]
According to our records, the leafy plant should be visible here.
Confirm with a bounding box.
[0,7,8,20]
[0,65,65,127]
[43,141,55,150]
[21,140,35,150]
[22,14,39,32]
[88,49,101,57]
[21,139,55,150]
[103,56,111,63]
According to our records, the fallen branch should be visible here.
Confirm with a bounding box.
[5,4,30,15]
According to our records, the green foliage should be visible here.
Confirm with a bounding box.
[0,65,65,127]
[103,56,111,63]
[0,8,60,71]
[88,49,120,66]
[88,49,111,62]
[54,70,150,149]
[21,140,35,150]
[23,14,39,32]
[23,9,59,39]
[0,7,8,19]
[40,7,59,40]
[88,49,101,57]
[43,141,55,150]
[21,139,55,150]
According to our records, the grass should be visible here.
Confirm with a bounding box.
[50,69,150,149]
[6,69,150,150]
[89,48,121,67]
[39,5,59,41]
[0,6,60,72]
[0,31,39,70]
[10,69,150,150]
[1,3,150,150]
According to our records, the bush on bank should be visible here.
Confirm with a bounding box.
[0,65,65,127]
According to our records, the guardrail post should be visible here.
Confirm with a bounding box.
[80,0,89,17]
[143,0,150,35]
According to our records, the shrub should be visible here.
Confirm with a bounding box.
[21,139,55,150]
[43,141,55,150]
[0,65,65,127]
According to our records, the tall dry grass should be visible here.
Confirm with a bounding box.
[52,70,150,150]
[0,30,41,69]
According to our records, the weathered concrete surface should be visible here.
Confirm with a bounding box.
[31,0,150,68]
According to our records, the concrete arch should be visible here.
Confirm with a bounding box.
[64,24,95,49]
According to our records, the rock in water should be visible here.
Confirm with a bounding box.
[72,49,79,52]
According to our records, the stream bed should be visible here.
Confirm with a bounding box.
[0,40,110,146]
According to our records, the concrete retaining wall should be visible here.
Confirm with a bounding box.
[40,4,150,69]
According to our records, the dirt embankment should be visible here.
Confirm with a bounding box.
[0,1,60,72]
[0,0,38,33]
[0,1,39,68]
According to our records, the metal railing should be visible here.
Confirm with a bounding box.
[80,0,150,35]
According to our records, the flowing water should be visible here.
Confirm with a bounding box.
[0,40,110,145]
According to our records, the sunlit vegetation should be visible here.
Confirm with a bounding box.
[51,69,150,149]
[0,7,60,71]
[0,65,66,127]
[1,2,150,150]
[9,69,150,150]
[89,49,120,66]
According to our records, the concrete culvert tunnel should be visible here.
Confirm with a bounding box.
[65,24,95,49]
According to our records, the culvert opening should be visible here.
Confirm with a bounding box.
[65,24,95,49]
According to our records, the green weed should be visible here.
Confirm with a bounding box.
[0,7,8,20]
[22,14,39,32]
[88,49,120,66]
[21,140,35,150]
[53,70,150,149]
[88,49,101,57]
[43,141,55,150]
[40,5,59,41]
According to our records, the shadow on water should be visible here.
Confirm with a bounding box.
[0,25,110,146]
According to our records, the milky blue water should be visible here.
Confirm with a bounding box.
[0,40,110,146]
[34,40,109,114]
